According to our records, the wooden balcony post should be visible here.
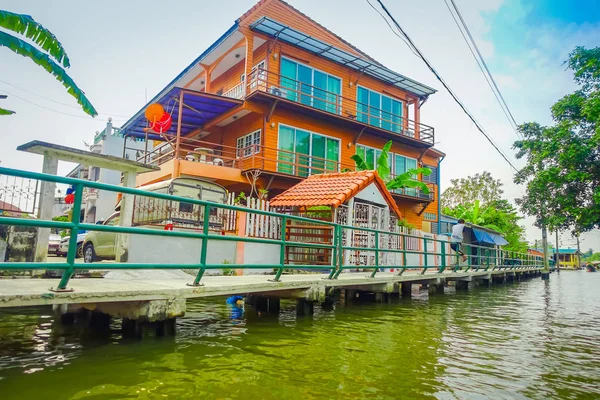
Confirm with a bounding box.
[244,32,254,94]
[414,100,421,139]
[173,90,184,178]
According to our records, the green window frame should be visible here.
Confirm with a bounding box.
[356,86,403,133]
[277,125,341,177]
[280,57,342,114]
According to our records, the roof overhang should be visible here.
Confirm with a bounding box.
[118,88,243,140]
[250,17,437,98]
[17,141,159,173]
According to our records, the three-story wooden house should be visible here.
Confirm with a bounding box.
[121,0,445,232]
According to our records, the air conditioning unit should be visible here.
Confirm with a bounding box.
[269,86,287,97]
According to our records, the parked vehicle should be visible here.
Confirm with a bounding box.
[48,234,62,255]
[57,231,88,258]
[83,212,120,263]
[82,178,228,263]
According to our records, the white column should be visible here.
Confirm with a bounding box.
[34,154,58,262]
[115,170,136,262]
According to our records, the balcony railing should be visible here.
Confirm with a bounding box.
[246,69,435,145]
[134,135,434,201]
[222,82,246,100]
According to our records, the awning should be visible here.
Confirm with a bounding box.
[250,17,436,98]
[118,88,243,140]
[472,228,508,246]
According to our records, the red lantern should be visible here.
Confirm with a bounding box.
[65,193,75,204]
[151,113,172,133]
[145,103,165,123]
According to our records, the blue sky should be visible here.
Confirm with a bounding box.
[0,0,599,249]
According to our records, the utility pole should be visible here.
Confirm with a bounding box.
[555,230,560,272]
[541,222,550,279]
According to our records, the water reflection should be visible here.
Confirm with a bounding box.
[0,272,599,399]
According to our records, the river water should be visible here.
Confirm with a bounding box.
[1,271,599,399]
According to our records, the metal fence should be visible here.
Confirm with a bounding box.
[0,166,545,291]
[0,174,39,215]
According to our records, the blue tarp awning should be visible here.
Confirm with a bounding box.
[119,88,243,140]
[472,228,508,246]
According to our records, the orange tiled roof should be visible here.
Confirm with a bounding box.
[270,170,402,218]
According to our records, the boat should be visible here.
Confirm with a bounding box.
[585,262,598,272]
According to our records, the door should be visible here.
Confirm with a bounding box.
[96,213,120,257]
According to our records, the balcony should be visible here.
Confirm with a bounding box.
[245,69,435,146]
[136,135,434,202]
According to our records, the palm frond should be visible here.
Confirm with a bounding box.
[0,10,70,67]
[0,31,97,117]
[0,107,15,115]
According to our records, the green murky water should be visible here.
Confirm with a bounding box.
[1,271,599,399]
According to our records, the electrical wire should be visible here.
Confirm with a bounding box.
[365,0,419,57]
[0,79,131,119]
[371,0,519,172]
[444,0,522,139]
[0,89,127,123]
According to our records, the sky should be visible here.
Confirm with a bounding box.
[0,0,599,251]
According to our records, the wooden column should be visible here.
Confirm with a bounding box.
[244,33,254,92]
[172,91,184,178]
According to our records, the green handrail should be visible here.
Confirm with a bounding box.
[0,166,545,290]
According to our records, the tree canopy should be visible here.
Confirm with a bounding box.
[442,173,527,252]
[441,171,503,209]
[513,47,600,233]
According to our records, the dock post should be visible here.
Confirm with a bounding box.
[296,298,314,317]
[401,282,412,298]
[455,280,470,291]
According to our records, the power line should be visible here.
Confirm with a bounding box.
[0,89,127,123]
[365,0,419,57]
[371,0,519,172]
[444,0,522,139]
[0,79,131,118]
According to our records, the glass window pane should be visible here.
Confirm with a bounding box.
[369,91,381,127]
[313,71,327,111]
[381,96,392,131]
[280,58,298,101]
[326,138,339,172]
[298,65,312,106]
[326,76,341,113]
[295,129,311,177]
[311,134,326,174]
[357,87,369,123]
[405,158,417,196]
[277,126,295,174]
[392,100,402,134]
[365,147,375,169]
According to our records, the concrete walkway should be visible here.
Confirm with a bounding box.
[0,269,537,308]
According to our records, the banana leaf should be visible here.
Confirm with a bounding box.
[0,10,70,67]
[375,140,392,182]
[0,107,15,115]
[350,154,369,171]
[0,31,97,117]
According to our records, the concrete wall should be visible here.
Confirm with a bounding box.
[354,182,388,207]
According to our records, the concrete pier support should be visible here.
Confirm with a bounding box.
[428,283,445,295]
[455,280,471,291]
[296,298,314,317]
[401,282,412,298]
[122,318,176,338]
[247,295,281,314]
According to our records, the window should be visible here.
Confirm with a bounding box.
[394,154,418,196]
[277,125,340,177]
[179,201,194,213]
[357,86,403,133]
[280,57,341,114]
[104,214,120,226]
[424,212,437,221]
[422,165,437,184]
[242,60,266,89]
[236,130,261,158]
[355,144,385,169]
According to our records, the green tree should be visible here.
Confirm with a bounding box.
[0,10,97,116]
[514,46,600,233]
[351,140,432,194]
[441,171,503,209]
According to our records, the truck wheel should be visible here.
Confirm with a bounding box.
[76,243,84,258]
[83,243,97,263]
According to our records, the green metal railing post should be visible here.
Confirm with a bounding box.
[421,237,428,274]
[485,249,491,271]
[438,241,446,273]
[399,234,407,275]
[190,204,211,286]
[326,224,339,279]
[55,182,84,291]
[270,216,287,282]
[370,231,379,278]
[333,225,344,279]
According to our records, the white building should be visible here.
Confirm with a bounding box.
[66,119,147,223]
